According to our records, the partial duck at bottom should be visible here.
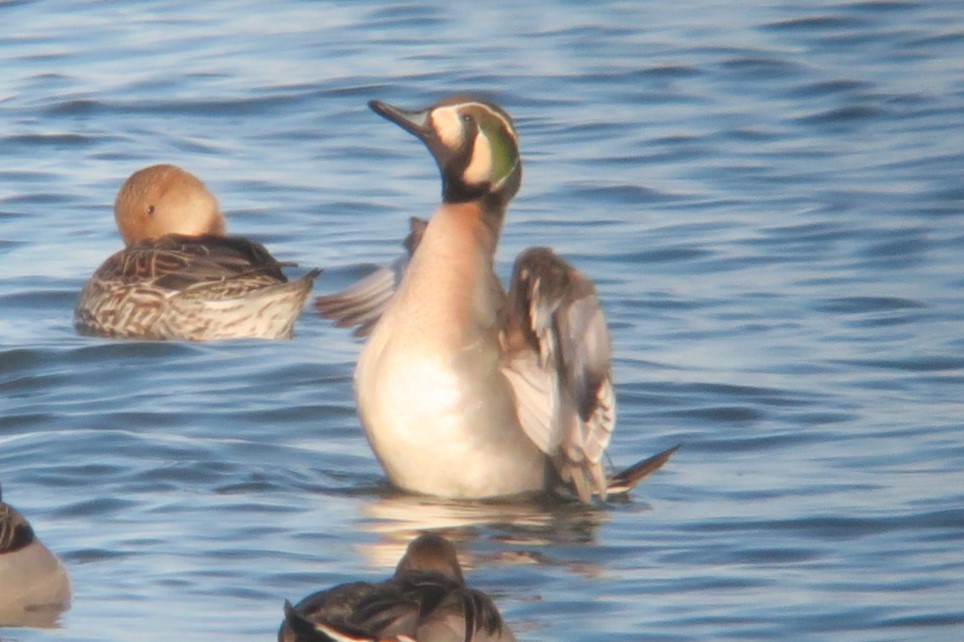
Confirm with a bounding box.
[280,533,515,642]
[0,483,71,626]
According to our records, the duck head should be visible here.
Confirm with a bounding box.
[369,95,522,208]
[392,533,465,585]
[114,164,225,245]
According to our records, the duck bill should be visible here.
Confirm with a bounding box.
[368,100,432,140]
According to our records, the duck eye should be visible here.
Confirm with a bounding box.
[461,113,474,124]
[147,205,156,216]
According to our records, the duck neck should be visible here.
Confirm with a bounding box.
[389,199,507,349]
[438,193,506,257]
[477,196,507,255]
[428,200,503,264]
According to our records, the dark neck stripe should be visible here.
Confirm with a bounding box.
[442,178,491,204]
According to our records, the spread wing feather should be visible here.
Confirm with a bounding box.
[501,247,615,502]
[315,218,427,337]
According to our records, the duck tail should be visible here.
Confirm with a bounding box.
[606,444,680,496]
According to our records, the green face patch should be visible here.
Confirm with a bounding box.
[478,112,519,187]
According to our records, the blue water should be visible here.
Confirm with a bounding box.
[2,0,964,640]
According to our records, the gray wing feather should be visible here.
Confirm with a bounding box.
[315,218,427,337]
[314,263,403,337]
[502,247,615,502]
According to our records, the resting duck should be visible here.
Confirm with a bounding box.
[0,484,72,622]
[75,164,320,341]
[279,533,515,642]
[316,96,678,502]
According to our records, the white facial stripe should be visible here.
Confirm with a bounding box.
[463,130,493,186]
[430,106,464,149]
[459,101,518,145]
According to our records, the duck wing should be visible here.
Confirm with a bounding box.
[350,572,513,642]
[502,248,678,501]
[94,233,291,294]
[314,217,427,337]
[0,501,34,554]
[410,584,516,642]
[500,247,616,502]
[280,583,380,642]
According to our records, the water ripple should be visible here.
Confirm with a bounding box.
[1,1,962,640]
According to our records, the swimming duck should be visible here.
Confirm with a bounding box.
[0,484,72,622]
[75,164,320,341]
[279,533,516,642]
[315,96,678,502]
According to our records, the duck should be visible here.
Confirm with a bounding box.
[279,533,516,642]
[0,483,72,623]
[315,95,678,502]
[75,164,320,341]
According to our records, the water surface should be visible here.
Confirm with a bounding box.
[1,1,963,640]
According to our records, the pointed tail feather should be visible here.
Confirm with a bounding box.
[606,444,680,496]
[282,600,388,642]
[282,600,346,642]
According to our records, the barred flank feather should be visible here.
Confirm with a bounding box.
[76,235,319,341]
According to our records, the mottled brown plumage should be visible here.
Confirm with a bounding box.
[75,164,319,341]
[279,534,515,642]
